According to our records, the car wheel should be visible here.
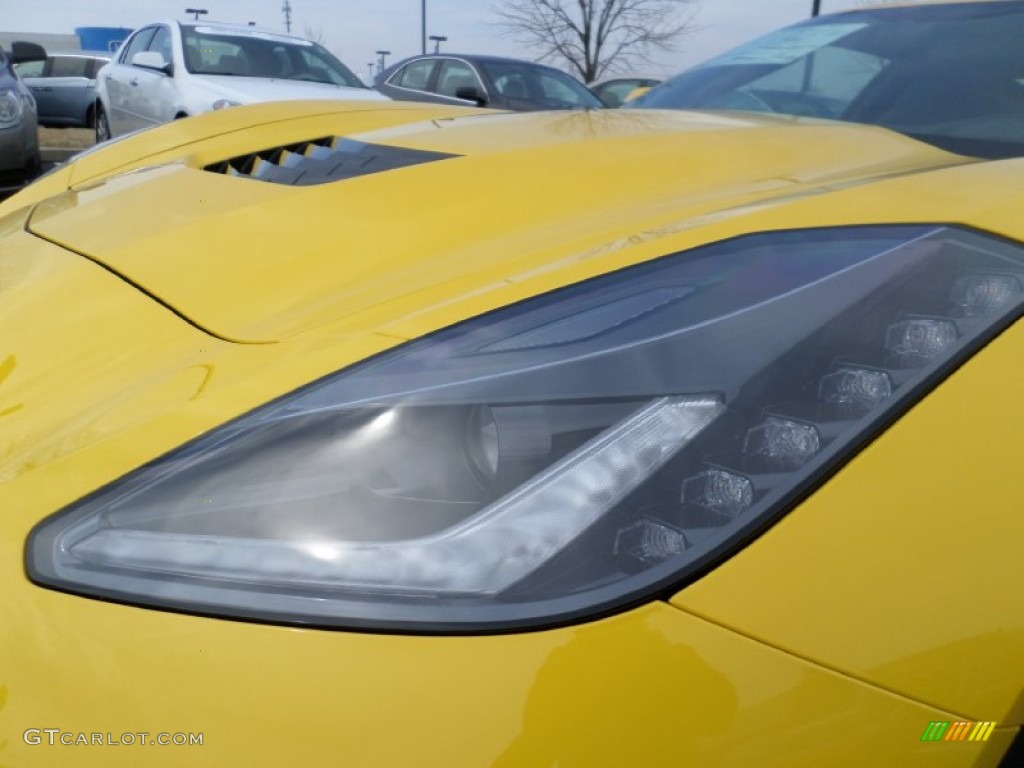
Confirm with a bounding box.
[95,105,111,143]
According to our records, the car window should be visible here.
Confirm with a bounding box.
[49,56,92,78]
[181,25,365,87]
[14,59,45,77]
[185,35,245,74]
[120,27,157,65]
[635,3,1024,159]
[435,60,480,97]
[493,73,528,99]
[481,60,601,108]
[703,44,887,119]
[393,59,435,91]
[538,73,591,105]
[87,58,110,78]
[147,27,173,66]
[292,47,357,85]
[595,79,659,107]
[774,47,883,102]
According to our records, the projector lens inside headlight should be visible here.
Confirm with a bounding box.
[27,226,1024,631]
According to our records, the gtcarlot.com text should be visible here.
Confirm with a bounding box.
[24,729,203,747]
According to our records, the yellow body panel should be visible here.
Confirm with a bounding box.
[1,101,481,210]
[0,576,1014,766]
[672,314,1024,726]
[1,102,1022,764]
[17,107,969,343]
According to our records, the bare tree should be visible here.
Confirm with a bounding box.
[493,0,699,83]
[302,23,327,46]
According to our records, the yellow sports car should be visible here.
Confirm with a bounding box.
[2,1,1022,766]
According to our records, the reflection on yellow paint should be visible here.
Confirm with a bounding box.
[0,355,15,385]
[495,614,738,766]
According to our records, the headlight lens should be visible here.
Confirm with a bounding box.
[28,226,1024,631]
[0,90,24,125]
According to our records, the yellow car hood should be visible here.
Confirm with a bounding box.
[24,106,968,343]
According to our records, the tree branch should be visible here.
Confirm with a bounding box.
[493,0,699,83]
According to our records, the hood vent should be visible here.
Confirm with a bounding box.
[204,137,458,186]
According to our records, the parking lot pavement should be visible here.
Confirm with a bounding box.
[41,147,81,173]
[40,127,93,169]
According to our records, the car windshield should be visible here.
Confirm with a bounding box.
[478,59,602,109]
[633,1,1024,159]
[182,25,365,88]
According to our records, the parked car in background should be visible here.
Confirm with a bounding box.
[15,52,110,128]
[590,75,661,107]
[375,54,602,111]
[632,0,1024,160]
[0,41,45,193]
[95,20,388,141]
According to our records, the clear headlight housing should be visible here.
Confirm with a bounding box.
[0,90,24,125]
[28,226,1024,631]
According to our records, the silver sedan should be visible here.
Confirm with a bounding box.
[17,52,110,129]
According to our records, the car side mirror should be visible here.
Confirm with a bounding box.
[455,85,487,107]
[11,41,47,64]
[132,51,172,75]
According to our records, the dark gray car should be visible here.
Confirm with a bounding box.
[375,54,602,111]
[17,52,110,128]
[0,42,45,193]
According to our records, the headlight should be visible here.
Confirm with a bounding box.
[28,226,1024,631]
[0,90,24,125]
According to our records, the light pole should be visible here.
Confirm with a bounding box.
[282,0,292,32]
[429,35,447,54]
[812,0,822,16]
[185,8,208,21]
[421,0,427,55]
[376,50,391,73]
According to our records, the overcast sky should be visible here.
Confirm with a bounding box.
[4,0,873,82]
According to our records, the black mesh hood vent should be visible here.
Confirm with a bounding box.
[203,137,459,185]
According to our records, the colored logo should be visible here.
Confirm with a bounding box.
[921,721,997,742]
